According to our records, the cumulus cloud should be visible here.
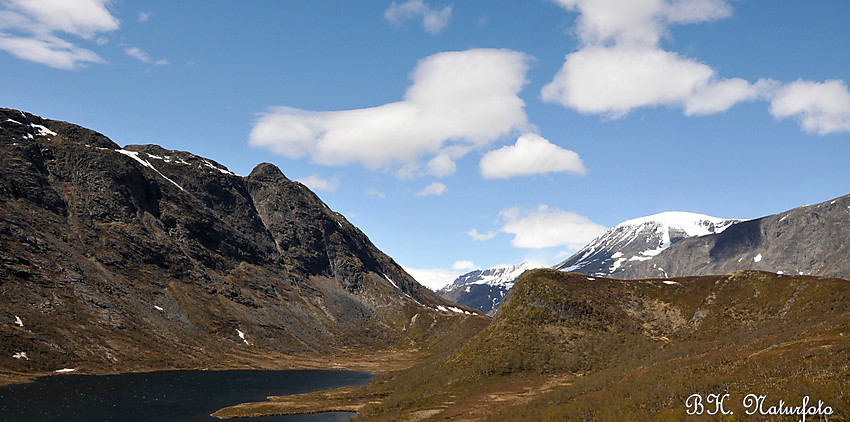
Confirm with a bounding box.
[499,205,607,249]
[402,265,462,290]
[138,12,151,23]
[480,133,585,179]
[685,78,776,116]
[452,260,478,271]
[417,182,446,196]
[553,0,731,47]
[385,0,452,34]
[542,46,767,117]
[250,48,531,172]
[0,0,118,69]
[467,229,496,241]
[545,0,850,135]
[296,175,340,192]
[543,0,762,118]
[769,79,850,135]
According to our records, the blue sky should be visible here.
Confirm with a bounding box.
[2,0,849,289]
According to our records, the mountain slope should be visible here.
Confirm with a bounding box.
[0,108,478,377]
[437,262,542,314]
[613,194,850,280]
[555,211,741,277]
[354,269,850,420]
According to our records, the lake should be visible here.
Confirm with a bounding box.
[0,369,373,422]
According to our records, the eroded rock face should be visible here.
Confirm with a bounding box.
[0,108,468,374]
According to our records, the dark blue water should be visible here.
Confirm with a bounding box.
[0,369,372,422]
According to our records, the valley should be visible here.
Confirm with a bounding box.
[1,109,848,421]
[222,269,850,420]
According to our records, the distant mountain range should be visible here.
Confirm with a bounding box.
[437,262,542,314]
[0,108,478,376]
[440,199,850,313]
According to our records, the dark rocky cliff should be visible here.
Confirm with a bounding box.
[0,108,473,376]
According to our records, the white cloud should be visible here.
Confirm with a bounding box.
[685,78,775,116]
[124,45,168,66]
[553,0,731,47]
[138,12,151,23]
[542,45,763,118]
[467,229,496,241]
[296,175,340,192]
[250,48,531,172]
[0,34,105,69]
[385,0,452,34]
[452,260,478,271]
[480,133,585,179]
[545,0,850,136]
[426,153,456,177]
[0,0,118,69]
[417,182,446,196]
[542,0,764,118]
[402,265,462,290]
[4,0,119,38]
[499,205,607,249]
[553,250,572,260]
[124,46,150,63]
[366,188,386,198]
[769,79,850,135]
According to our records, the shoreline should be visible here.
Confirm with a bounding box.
[0,347,419,388]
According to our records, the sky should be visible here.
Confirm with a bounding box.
[2,0,849,289]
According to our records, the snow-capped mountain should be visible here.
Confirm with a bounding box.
[437,262,542,314]
[555,212,743,277]
[612,194,850,280]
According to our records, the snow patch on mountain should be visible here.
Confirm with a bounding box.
[117,149,185,192]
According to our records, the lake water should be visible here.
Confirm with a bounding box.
[0,369,372,422]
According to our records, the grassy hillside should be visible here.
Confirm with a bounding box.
[354,269,850,421]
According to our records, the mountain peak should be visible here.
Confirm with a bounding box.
[617,211,739,235]
[249,162,288,180]
[613,193,850,280]
[556,211,742,276]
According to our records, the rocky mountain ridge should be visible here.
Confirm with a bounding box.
[0,108,477,376]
